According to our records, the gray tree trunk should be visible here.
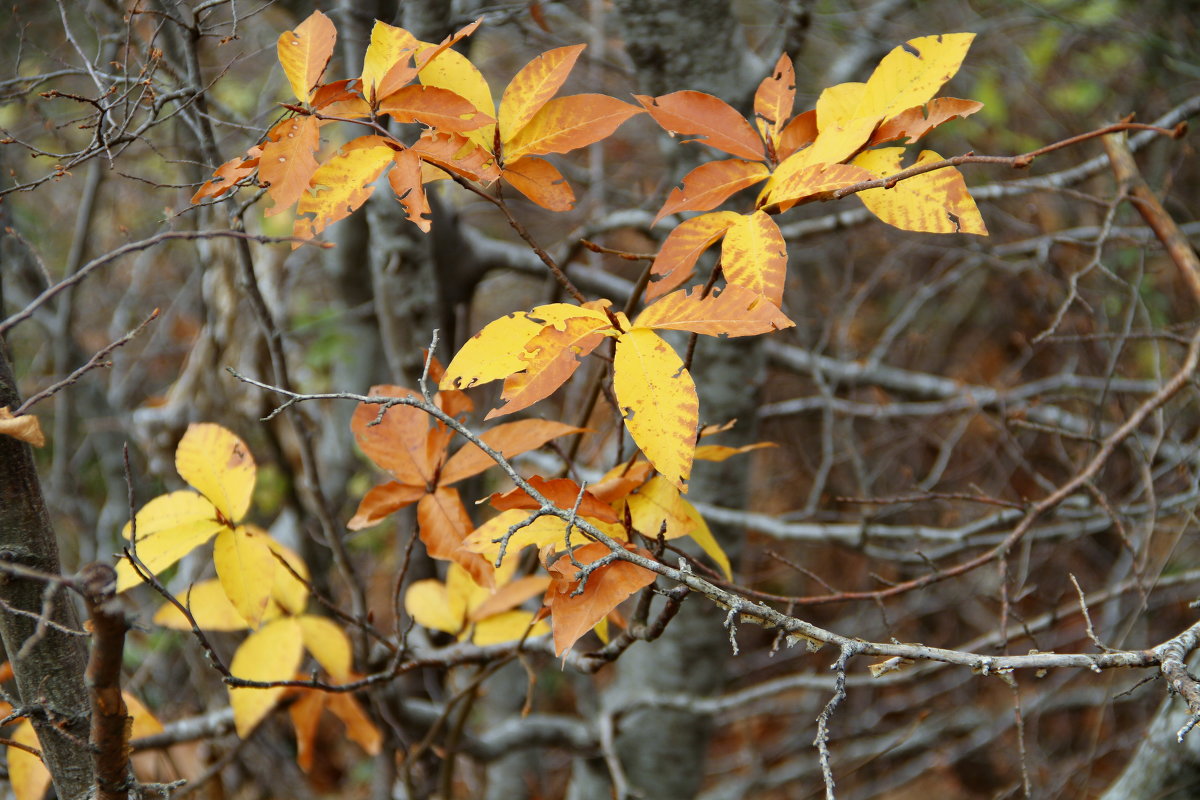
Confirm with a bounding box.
[1101,693,1200,800]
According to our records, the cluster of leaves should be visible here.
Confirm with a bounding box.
[174,12,991,721]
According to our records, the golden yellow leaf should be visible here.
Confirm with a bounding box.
[441,304,610,390]
[298,615,352,682]
[472,610,549,645]
[9,720,48,800]
[613,329,699,491]
[405,573,468,635]
[360,20,420,104]
[503,94,643,161]
[293,137,398,242]
[265,537,311,616]
[277,10,336,103]
[175,423,256,523]
[0,407,44,447]
[626,476,730,579]
[860,33,975,124]
[418,44,496,150]
[693,441,776,462]
[229,617,304,737]
[499,44,586,142]
[488,316,613,419]
[124,692,165,740]
[153,578,251,631]
[719,212,789,305]
[463,509,620,566]
[470,574,553,621]
[214,526,277,629]
[853,148,987,235]
[116,491,224,592]
[764,157,873,209]
[259,116,321,217]
[634,284,794,337]
[676,497,731,580]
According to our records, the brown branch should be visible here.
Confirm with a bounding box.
[80,562,133,800]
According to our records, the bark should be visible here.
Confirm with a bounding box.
[1101,694,1200,799]
[0,342,94,799]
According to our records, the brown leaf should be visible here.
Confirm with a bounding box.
[417,488,493,585]
[412,129,500,183]
[259,116,321,216]
[634,284,794,337]
[351,385,436,486]
[503,94,643,160]
[488,476,619,523]
[379,84,495,132]
[776,109,817,159]
[754,53,795,146]
[651,159,769,225]
[348,481,426,530]
[636,91,764,161]
[191,147,262,204]
[387,148,432,232]
[439,420,584,486]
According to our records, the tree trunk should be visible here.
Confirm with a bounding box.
[0,342,94,799]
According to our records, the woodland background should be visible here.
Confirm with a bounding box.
[2,0,1200,798]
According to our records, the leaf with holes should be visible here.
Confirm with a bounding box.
[645,211,742,301]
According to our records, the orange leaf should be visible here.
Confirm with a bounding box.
[388,148,432,232]
[503,94,643,161]
[259,116,320,217]
[488,315,611,419]
[776,109,817,159]
[440,419,584,486]
[499,44,587,141]
[719,210,789,305]
[417,488,492,585]
[651,159,769,226]
[289,690,326,773]
[351,385,437,486]
[502,156,575,211]
[488,476,619,523]
[327,693,382,757]
[871,97,984,145]
[311,78,369,116]
[379,84,495,132]
[634,284,794,337]
[544,542,656,656]
[754,53,795,147]
[277,10,336,103]
[348,481,426,530]
[589,461,654,505]
[766,161,874,208]
[645,211,741,302]
[636,91,764,161]
[412,129,500,183]
[191,147,261,204]
[613,328,698,491]
[293,136,397,242]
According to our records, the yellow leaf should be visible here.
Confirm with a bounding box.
[154,578,251,631]
[470,574,553,621]
[764,158,873,209]
[294,137,398,242]
[360,20,420,103]
[719,212,789,305]
[853,148,987,235]
[634,284,794,337]
[229,617,304,737]
[265,537,311,616]
[626,476,730,579]
[0,407,44,447]
[298,615,353,681]
[174,423,256,523]
[441,303,610,390]
[277,10,336,103]
[488,315,613,419]
[116,491,224,592]
[8,720,48,800]
[418,45,496,150]
[859,33,976,124]
[472,610,549,645]
[499,44,586,142]
[463,509,620,565]
[124,692,165,740]
[693,441,775,462]
[503,94,642,161]
[405,578,466,634]
[677,497,731,580]
[214,526,277,629]
[613,329,698,491]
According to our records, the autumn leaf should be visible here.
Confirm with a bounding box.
[293,136,398,243]
[871,97,984,145]
[544,542,656,656]
[636,91,765,161]
[229,616,304,737]
[175,423,255,523]
[613,328,699,491]
[488,476,620,523]
[191,147,261,204]
[694,441,776,462]
[645,211,742,301]
[213,526,276,629]
[464,509,625,566]
[625,476,731,579]
[776,109,818,159]
[347,481,427,530]
[439,419,585,485]
[259,116,321,217]
[764,159,874,209]
[277,10,336,103]
[503,94,643,161]
[853,148,987,235]
[360,20,420,104]
[0,407,44,447]
[405,562,549,644]
[291,690,381,773]
[501,156,576,211]
[388,147,432,231]
[351,386,436,488]
[634,284,794,337]
[499,44,587,141]
[8,720,48,800]
[416,488,492,585]
[418,43,497,149]
[487,315,613,419]
[411,129,500,183]
[298,615,353,681]
[651,159,770,225]
[379,84,495,132]
[754,53,795,149]
[718,211,789,305]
